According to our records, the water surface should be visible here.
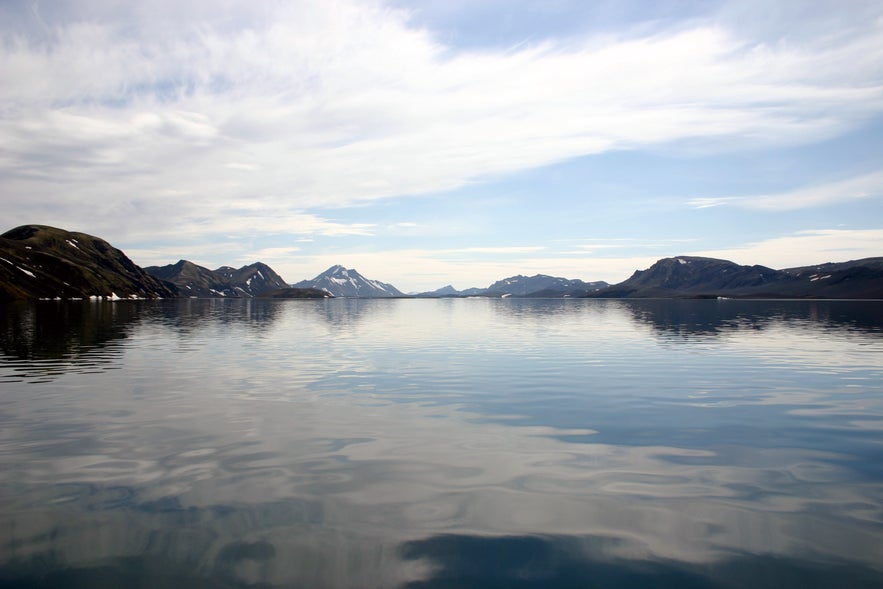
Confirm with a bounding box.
[1,298,882,588]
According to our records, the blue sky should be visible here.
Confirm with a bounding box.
[1,0,881,291]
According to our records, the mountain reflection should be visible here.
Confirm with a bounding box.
[144,298,284,334]
[0,300,138,381]
[308,297,401,328]
[619,299,883,339]
[0,299,291,381]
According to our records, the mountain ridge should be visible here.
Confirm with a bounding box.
[590,255,883,299]
[145,259,289,297]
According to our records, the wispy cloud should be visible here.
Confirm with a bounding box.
[2,0,882,244]
[443,246,547,255]
[690,229,883,268]
[688,171,883,210]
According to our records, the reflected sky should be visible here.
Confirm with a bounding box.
[0,299,882,587]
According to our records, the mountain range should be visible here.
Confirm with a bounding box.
[145,259,292,297]
[591,255,883,299]
[1,225,881,301]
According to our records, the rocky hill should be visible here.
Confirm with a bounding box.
[293,265,405,298]
[780,258,883,299]
[592,256,883,299]
[145,260,288,297]
[484,274,609,297]
[0,225,175,301]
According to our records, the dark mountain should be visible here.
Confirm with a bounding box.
[293,265,405,297]
[0,225,175,301]
[430,285,460,296]
[145,260,288,297]
[592,256,883,299]
[214,263,289,295]
[780,258,883,299]
[146,260,223,297]
[415,285,464,297]
[484,274,609,297]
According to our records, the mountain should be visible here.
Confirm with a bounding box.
[414,285,464,297]
[778,258,883,298]
[293,265,405,297]
[0,224,175,301]
[429,284,460,296]
[214,263,289,295]
[592,256,883,299]
[483,274,609,297]
[145,260,288,297]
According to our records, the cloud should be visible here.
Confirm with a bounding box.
[120,211,375,259]
[690,229,883,268]
[688,171,883,210]
[442,246,547,255]
[1,0,882,244]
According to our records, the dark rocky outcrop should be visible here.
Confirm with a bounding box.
[0,225,175,301]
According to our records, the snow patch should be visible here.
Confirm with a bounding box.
[17,267,36,278]
[66,239,80,250]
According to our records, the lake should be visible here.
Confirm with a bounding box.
[1,298,882,588]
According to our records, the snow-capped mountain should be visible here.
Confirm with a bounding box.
[293,265,405,298]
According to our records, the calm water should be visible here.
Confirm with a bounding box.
[1,298,882,588]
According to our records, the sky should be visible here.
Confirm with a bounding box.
[1,0,882,292]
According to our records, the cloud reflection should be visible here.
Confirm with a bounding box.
[1,299,882,587]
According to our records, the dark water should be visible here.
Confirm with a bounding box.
[1,298,882,588]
